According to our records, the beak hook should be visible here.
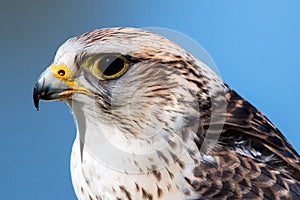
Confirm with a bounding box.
[33,77,45,111]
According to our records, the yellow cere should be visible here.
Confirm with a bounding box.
[49,64,74,88]
[49,64,70,79]
[48,63,93,97]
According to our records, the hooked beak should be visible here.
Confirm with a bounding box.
[33,67,74,111]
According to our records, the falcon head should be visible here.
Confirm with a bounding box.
[33,28,226,170]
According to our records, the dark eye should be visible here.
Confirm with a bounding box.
[96,55,126,79]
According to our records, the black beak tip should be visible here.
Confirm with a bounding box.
[33,84,40,111]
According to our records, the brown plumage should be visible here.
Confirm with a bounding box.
[193,87,300,199]
[33,27,300,199]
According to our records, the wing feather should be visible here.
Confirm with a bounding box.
[190,86,300,199]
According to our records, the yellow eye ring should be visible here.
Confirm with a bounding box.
[92,55,127,79]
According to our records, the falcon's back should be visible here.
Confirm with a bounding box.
[191,87,300,199]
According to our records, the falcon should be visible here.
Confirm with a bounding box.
[33,27,300,199]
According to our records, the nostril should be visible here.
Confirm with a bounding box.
[58,69,66,77]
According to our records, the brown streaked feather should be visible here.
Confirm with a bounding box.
[221,86,300,178]
[191,150,300,199]
[191,85,300,198]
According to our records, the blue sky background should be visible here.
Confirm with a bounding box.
[0,1,299,199]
